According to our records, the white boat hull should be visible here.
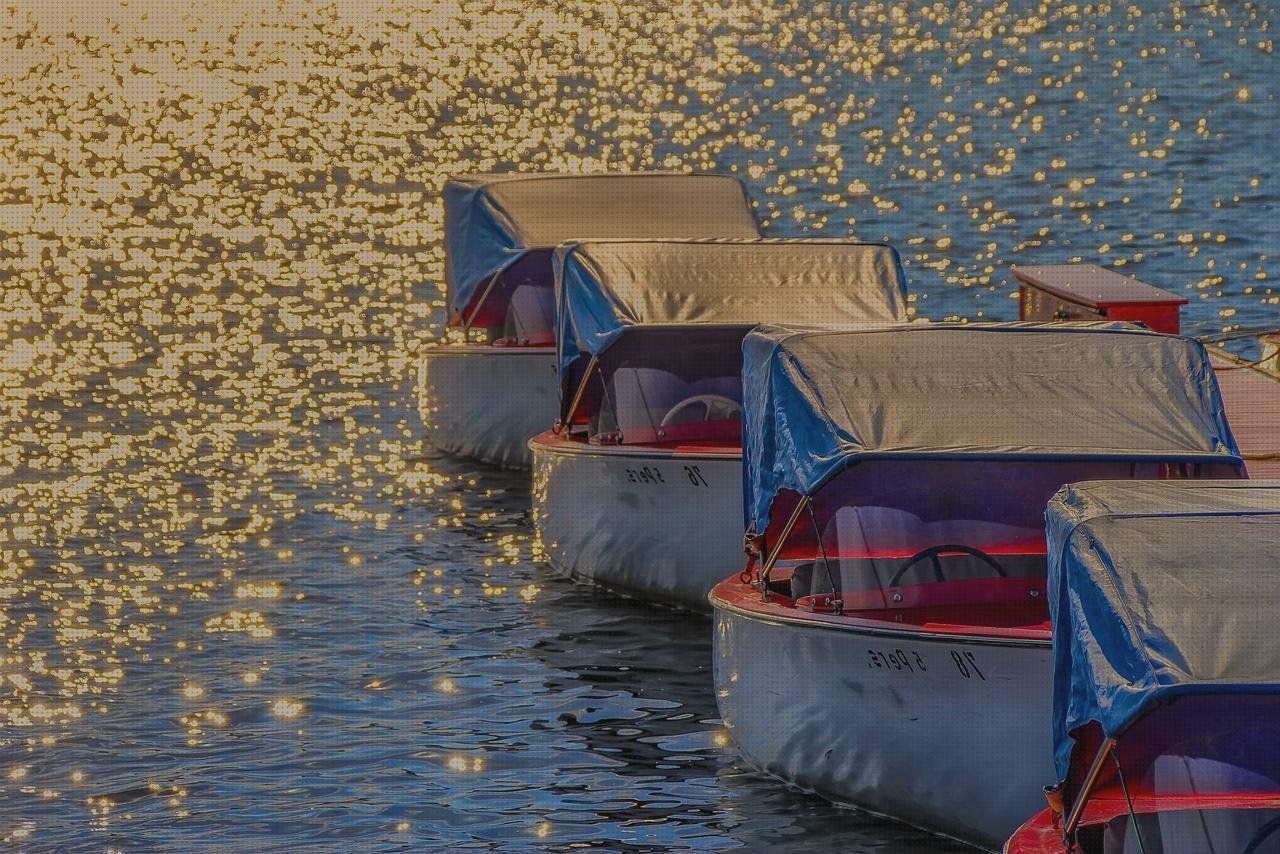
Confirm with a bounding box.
[417,345,557,469]
[530,433,743,611]
[711,585,1054,851]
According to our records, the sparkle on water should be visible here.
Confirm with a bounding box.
[0,0,1276,849]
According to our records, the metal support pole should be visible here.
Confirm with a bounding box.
[759,496,811,590]
[555,355,598,435]
[461,269,504,342]
[1064,738,1116,842]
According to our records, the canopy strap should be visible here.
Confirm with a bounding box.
[1064,737,1115,843]
[759,496,810,593]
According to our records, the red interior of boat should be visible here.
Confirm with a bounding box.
[752,569,1051,640]
[754,532,1052,637]
[774,538,1049,562]
[663,438,741,453]
[800,576,1049,630]
[732,563,1049,637]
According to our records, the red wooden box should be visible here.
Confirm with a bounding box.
[1012,264,1187,335]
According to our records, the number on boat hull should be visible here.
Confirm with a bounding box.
[684,465,709,487]
[620,464,712,488]
[867,648,928,673]
[862,645,988,681]
[951,649,986,680]
[624,466,665,484]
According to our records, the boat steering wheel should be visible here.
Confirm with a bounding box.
[889,544,1008,587]
[1241,816,1280,854]
[660,394,742,426]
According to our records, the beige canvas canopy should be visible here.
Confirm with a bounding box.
[555,238,908,374]
[444,173,761,322]
[742,322,1245,532]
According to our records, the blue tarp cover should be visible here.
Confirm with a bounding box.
[742,323,1243,532]
[443,173,759,322]
[1046,480,1280,778]
[554,238,909,378]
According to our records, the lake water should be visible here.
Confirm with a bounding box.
[1,0,1276,849]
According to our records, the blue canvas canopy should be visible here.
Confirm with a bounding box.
[554,238,909,383]
[742,323,1243,534]
[443,173,760,325]
[1046,480,1280,779]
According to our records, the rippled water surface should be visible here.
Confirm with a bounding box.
[1,0,1277,849]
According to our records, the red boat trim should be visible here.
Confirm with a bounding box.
[1081,792,1280,826]
[529,430,743,460]
[774,541,1048,561]
[1010,795,1280,852]
[709,576,1052,647]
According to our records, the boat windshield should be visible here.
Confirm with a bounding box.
[1086,808,1280,853]
[1078,697,1280,853]
[593,366,741,444]
[785,459,1241,605]
[497,283,555,346]
[469,250,555,344]
[585,333,746,446]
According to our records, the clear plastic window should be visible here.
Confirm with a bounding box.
[583,330,747,445]
[500,284,555,344]
[595,367,741,439]
[1078,698,1280,854]
[1092,808,1280,853]
[787,459,1241,601]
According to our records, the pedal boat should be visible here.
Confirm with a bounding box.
[419,172,760,468]
[710,322,1246,849]
[530,238,911,610]
[1007,480,1280,854]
